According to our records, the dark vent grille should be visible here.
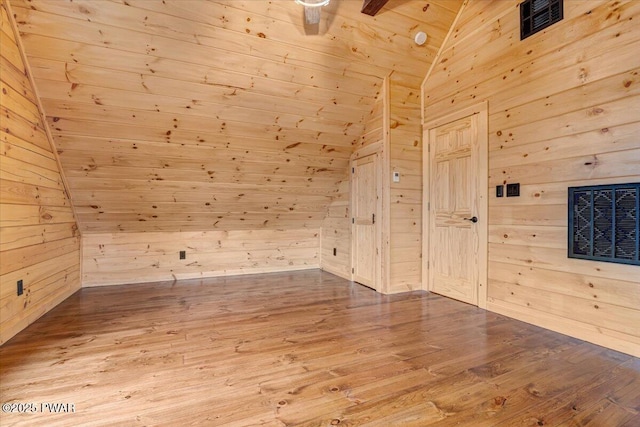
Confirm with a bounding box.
[568,183,639,266]
[520,0,563,40]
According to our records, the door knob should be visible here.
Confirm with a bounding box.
[464,216,478,223]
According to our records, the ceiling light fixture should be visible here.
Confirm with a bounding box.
[296,0,330,25]
[295,0,330,7]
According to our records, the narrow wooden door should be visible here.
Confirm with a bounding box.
[351,153,378,289]
[425,105,487,306]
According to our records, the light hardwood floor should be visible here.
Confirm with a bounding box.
[1,270,638,426]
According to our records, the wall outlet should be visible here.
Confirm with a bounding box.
[496,185,504,197]
[393,171,400,183]
[179,250,186,260]
[17,280,23,296]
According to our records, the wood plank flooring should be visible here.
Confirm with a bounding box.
[1,270,638,426]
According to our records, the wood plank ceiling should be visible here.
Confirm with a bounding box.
[10,0,460,233]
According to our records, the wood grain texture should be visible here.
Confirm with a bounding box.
[82,229,320,286]
[343,68,434,294]
[320,179,350,280]
[422,0,640,356]
[0,0,80,344]
[1,270,638,426]
[388,78,423,293]
[11,0,462,234]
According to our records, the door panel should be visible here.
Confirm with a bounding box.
[427,112,485,305]
[352,154,378,289]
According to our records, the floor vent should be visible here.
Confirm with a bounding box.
[520,0,563,40]
[569,183,639,266]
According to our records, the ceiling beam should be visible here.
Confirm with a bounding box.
[361,0,389,16]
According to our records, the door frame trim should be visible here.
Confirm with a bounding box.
[422,101,488,308]
[350,145,384,292]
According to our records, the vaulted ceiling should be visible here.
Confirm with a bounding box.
[11,0,461,233]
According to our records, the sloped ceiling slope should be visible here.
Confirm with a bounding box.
[11,0,460,233]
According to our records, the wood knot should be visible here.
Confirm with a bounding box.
[493,396,507,407]
[579,68,588,82]
[330,420,341,425]
[278,400,287,406]
[527,384,542,396]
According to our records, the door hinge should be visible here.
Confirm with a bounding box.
[352,217,355,224]
[352,167,355,174]
[372,213,375,224]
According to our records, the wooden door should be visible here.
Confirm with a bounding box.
[351,153,379,290]
[424,104,488,306]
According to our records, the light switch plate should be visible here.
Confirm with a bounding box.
[393,171,400,183]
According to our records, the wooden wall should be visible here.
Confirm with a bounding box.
[320,85,389,281]
[0,0,80,344]
[10,0,359,233]
[422,0,640,356]
[319,180,350,280]
[322,0,461,293]
[357,89,385,150]
[10,0,461,293]
[11,0,460,237]
[388,77,423,293]
[83,229,319,286]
